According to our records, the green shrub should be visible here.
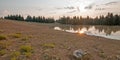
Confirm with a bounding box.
[20,45,33,58]
[13,34,21,38]
[10,51,21,60]
[24,52,32,58]
[20,45,33,53]
[0,50,6,56]
[42,43,55,48]
[11,51,20,57]
[0,35,7,40]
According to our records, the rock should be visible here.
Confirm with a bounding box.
[73,49,87,59]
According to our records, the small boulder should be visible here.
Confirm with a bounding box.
[73,49,87,59]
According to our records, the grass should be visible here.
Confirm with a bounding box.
[11,51,21,57]
[0,35,7,40]
[21,37,29,41]
[10,45,33,60]
[42,43,56,48]
[0,50,6,56]
[98,51,107,59]
[20,45,33,53]
[10,33,22,38]
[10,57,17,60]
[16,33,22,35]
[28,35,33,38]
[10,51,21,60]
[24,52,32,58]
[43,53,60,60]
[99,52,106,58]
[0,41,9,49]
[20,45,33,58]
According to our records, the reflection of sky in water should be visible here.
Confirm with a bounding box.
[54,26,120,40]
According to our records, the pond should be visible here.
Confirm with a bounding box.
[54,25,120,40]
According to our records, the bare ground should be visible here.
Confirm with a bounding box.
[0,19,120,60]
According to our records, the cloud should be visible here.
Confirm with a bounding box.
[55,6,75,10]
[67,10,77,13]
[84,3,95,10]
[104,1,119,5]
[95,8,106,11]
[64,6,75,9]
[95,1,120,6]
[77,7,80,12]
[94,1,120,11]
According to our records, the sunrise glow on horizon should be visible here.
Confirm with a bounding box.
[0,0,120,19]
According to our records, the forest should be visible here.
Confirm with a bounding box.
[4,15,55,23]
[57,13,120,25]
[4,13,120,25]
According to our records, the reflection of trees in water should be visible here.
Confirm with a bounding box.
[58,25,92,31]
[57,25,120,35]
[94,26,120,35]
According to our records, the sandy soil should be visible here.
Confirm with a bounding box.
[0,19,120,60]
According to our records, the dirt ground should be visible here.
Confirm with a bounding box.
[0,19,120,60]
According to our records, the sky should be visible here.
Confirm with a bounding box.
[0,0,120,19]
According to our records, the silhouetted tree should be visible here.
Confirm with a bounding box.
[57,13,120,25]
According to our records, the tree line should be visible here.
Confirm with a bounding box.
[57,13,120,25]
[4,15,55,23]
[4,13,120,25]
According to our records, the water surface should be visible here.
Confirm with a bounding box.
[54,25,120,40]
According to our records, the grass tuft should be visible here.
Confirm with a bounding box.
[0,41,9,49]
[0,35,7,40]
[20,45,33,53]
[24,52,32,58]
[10,33,22,38]
[42,43,55,48]
[10,57,17,60]
[0,50,6,56]
[21,37,29,41]
[11,51,21,57]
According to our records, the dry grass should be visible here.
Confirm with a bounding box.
[21,37,29,41]
[0,35,7,40]
[20,45,33,53]
[11,51,21,57]
[9,33,22,38]
[42,43,56,48]
[24,52,32,58]
[0,41,9,49]
[0,49,6,56]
